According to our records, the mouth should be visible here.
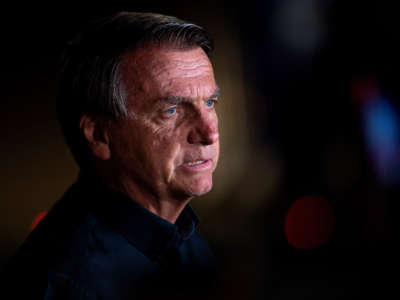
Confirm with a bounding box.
[182,159,212,171]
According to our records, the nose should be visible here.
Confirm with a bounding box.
[187,112,219,145]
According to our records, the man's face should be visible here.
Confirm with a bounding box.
[108,46,219,200]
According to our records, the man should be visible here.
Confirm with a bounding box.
[2,12,220,299]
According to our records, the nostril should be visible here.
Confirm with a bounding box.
[187,130,218,145]
[203,131,219,145]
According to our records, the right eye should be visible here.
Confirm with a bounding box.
[166,107,177,115]
[161,106,177,119]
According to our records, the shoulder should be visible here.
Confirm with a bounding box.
[44,213,161,299]
[2,207,154,299]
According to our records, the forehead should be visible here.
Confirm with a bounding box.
[120,46,217,102]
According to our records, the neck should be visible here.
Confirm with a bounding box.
[84,168,191,224]
[113,179,192,224]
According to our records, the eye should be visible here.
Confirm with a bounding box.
[205,99,215,108]
[167,107,176,115]
[166,106,177,115]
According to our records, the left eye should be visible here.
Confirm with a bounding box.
[205,99,215,108]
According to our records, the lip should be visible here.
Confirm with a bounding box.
[182,159,212,171]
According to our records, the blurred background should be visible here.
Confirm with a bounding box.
[1,0,400,299]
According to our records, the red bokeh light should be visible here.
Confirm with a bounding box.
[30,211,48,232]
[284,195,335,249]
[351,77,379,105]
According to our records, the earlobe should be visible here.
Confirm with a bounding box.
[80,115,111,160]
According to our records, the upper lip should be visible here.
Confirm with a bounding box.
[183,150,216,164]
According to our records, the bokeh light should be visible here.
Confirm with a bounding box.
[355,79,400,185]
[30,211,47,232]
[284,195,335,249]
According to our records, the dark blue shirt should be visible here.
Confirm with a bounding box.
[2,175,216,299]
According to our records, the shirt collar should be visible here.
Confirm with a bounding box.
[76,174,200,261]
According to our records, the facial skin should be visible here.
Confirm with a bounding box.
[84,46,220,222]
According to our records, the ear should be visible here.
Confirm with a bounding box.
[79,114,111,160]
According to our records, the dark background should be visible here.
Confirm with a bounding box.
[2,1,400,299]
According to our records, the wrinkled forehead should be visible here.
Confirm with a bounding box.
[119,46,216,101]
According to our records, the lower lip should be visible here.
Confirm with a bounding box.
[183,160,212,171]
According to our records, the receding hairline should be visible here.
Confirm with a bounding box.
[119,41,212,65]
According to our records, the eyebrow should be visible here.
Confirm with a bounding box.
[209,87,221,99]
[160,87,220,104]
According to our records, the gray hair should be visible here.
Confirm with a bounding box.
[57,12,214,168]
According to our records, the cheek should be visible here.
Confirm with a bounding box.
[140,121,186,175]
[153,130,183,165]
[155,136,182,183]
[214,141,220,165]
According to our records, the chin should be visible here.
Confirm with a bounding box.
[187,176,214,197]
[190,184,213,197]
[172,175,214,198]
